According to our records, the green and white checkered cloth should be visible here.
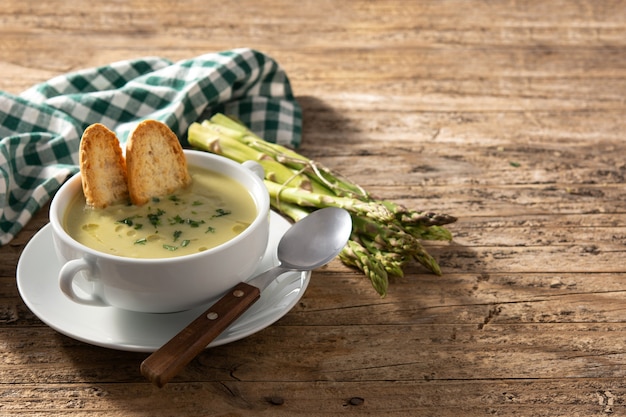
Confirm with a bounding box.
[0,48,302,245]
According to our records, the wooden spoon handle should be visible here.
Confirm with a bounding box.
[140,282,261,387]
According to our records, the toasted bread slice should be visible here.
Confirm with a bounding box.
[79,123,129,208]
[126,120,191,206]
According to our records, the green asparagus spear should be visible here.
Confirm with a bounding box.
[264,180,395,223]
[340,239,389,297]
[206,114,370,200]
[189,122,313,190]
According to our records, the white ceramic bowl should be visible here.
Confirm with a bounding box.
[50,150,270,313]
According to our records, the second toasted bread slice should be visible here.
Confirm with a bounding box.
[79,123,129,208]
[126,120,191,206]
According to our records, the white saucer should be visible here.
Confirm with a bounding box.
[16,211,310,352]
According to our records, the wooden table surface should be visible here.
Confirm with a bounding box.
[2,1,626,415]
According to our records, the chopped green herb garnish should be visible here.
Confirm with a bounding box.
[147,209,166,227]
[192,201,203,206]
[169,214,184,225]
[206,226,216,234]
[163,244,178,251]
[181,239,190,247]
[212,208,231,218]
[168,195,181,202]
[186,218,205,228]
[173,230,182,241]
[117,215,140,227]
[134,238,147,245]
[134,223,144,230]
[151,197,160,203]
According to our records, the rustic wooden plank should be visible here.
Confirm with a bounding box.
[1,0,625,93]
[4,321,626,383]
[0,378,621,416]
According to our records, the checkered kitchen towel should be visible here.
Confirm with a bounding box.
[0,48,302,245]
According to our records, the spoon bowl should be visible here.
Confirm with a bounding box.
[277,207,352,271]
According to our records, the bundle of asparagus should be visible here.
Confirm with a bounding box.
[187,113,456,297]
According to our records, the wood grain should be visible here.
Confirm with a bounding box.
[1,0,626,415]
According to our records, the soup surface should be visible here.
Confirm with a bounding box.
[64,165,257,258]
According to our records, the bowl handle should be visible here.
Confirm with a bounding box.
[58,258,108,307]
[242,160,265,180]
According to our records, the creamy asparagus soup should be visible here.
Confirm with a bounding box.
[64,165,257,258]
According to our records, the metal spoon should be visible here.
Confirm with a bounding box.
[141,207,352,387]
